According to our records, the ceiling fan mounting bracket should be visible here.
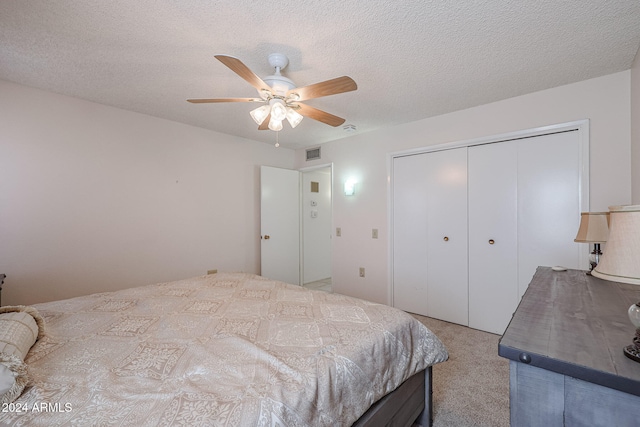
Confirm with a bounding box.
[268,53,289,71]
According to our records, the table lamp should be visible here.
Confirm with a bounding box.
[592,205,640,285]
[589,205,640,363]
[574,211,610,275]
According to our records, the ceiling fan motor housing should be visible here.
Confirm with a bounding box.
[263,53,295,97]
[263,75,296,97]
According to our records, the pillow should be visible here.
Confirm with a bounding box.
[0,306,45,404]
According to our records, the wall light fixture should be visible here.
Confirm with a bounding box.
[344,179,356,196]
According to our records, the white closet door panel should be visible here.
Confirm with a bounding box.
[468,142,519,334]
[393,155,429,316]
[425,148,469,325]
[517,131,582,300]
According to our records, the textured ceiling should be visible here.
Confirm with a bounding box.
[1,1,639,149]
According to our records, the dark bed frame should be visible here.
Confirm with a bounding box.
[353,367,432,427]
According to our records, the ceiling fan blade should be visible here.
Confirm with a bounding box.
[258,113,271,130]
[288,76,357,102]
[295,103,346,127]
[187,98,261,103]
[215,55,272,93]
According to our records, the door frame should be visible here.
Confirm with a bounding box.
[298,163,334,286]
[387,119,590,305]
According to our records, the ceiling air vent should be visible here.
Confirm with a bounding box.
[306,147,321,161]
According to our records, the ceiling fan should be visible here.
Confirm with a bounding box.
[187,53,357,132]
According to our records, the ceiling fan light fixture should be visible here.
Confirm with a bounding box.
[269,99,287,121]
[268,116,283,131]
[250,104,271,125]
[286,107,303,128]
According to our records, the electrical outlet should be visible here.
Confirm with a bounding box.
[207,269,218,275]
[359,267,365,278]
[336,227,342,237]
[372,228,379,239]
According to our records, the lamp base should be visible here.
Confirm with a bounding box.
[585,243,602,275]
[623,332,640,363]
[623,344,640,363]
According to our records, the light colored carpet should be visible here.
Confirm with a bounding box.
[412,314,510,427]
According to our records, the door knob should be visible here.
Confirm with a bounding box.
[443,236,449,241]
[264,235,270,240]
[489,239,495,245]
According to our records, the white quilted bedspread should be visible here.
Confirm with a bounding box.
[0,273,447,426]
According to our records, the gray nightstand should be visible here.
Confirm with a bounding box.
[499,267,640,426]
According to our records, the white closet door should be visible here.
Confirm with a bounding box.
[468,141,519,334]
[517,131,581,300]
[425,148,468,325]
[393,154,429,316]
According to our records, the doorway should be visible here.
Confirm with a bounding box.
[301,165,332,292]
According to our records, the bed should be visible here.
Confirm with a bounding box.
[0,272,448,426]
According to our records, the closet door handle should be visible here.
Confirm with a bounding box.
[443,236,449,242]
[489,239,495,245]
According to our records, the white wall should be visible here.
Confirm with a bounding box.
[302,167,332,283]
[632,47,640,204]
[0,80,295,306]
[296,71,632,304]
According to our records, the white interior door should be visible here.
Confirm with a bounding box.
[425,148,468,326]
[392,123,587,335]
[468,141,519,335]
[393,149,468,322]
[393,154,429,315]
[260,166,300,285]
[517,131,582,300]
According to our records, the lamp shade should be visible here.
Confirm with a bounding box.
[592,205,640,285]
[269,99,287,121]
[268,115,283,131]
[249,105,271,125]
[574,212,609,243]
[285,108,303,128]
